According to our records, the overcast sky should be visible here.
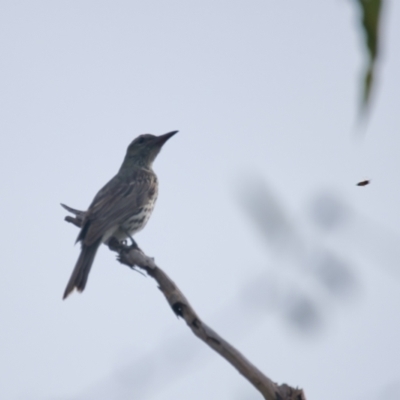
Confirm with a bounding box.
[0,1,399,400]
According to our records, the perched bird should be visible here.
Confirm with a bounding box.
[63,131,177,299]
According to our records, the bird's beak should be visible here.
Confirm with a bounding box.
[154,130,178,146]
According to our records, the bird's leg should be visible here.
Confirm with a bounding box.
[107,234,143,274]
[113,233,145,276]
[123,231,139,249]
[107,236,126,252]
[116,236,135,248]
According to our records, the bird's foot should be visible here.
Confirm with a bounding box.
[115,252,146,277]
[130,266,146,277]
[122,231,139,249]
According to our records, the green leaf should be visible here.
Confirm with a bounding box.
[357,0,383,115]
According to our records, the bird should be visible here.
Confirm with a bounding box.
[63,131,178,299]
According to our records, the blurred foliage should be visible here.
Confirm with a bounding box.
[356,0,383,115]
[238,177,357,334]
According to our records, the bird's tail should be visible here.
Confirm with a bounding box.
[63,239,101,300]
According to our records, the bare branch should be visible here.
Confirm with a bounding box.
[63,204,306,400]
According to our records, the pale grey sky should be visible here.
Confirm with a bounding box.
[0,1,399,400]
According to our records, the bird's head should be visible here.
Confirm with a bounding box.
[120,131,178,170]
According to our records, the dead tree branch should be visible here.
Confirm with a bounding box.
[62,204,306,400]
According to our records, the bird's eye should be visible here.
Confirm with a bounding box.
[137,137,145,144]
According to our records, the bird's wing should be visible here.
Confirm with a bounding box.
[78,170,156,246]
